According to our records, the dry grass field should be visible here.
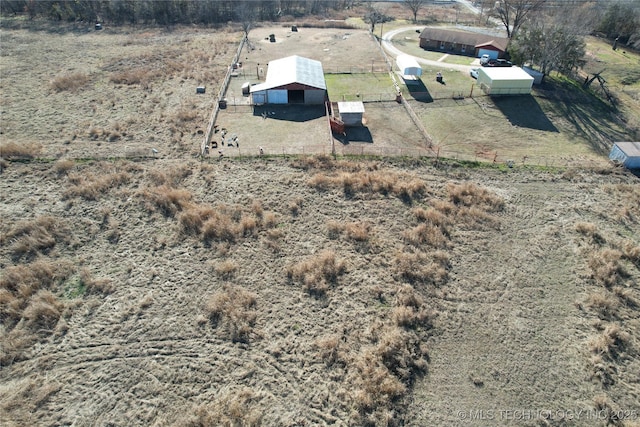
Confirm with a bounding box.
[2,14,640,427]
[1,157,639,426]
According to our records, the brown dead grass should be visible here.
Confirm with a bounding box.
[206,285,257,343]
[49,72,89,92]
[394,250,450,287]
[0,142,41,159]
[587,324,631,361]
[447,182,505,212]
[64,169,131,201]
[287,249,347,297]
[588,248,626,288]
[308,170,427,202]
[183,387,263,427]
[2,216,70,261]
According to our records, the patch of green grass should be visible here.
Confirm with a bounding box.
[325,73,396,100]
[62,277,86,299]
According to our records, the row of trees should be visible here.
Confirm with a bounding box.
[0,0,356,25]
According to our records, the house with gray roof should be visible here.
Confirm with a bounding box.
[419,28,509,59]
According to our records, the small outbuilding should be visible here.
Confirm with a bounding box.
[396,54,422,79]
[477,67,534,95]
[523,66,544,85]
[250,55,327,105]
[337,101,365,126]
[609,142,640,169]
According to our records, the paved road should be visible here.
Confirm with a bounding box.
[381,26,478,73]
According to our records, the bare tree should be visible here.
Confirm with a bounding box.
[363,2,391,36]
[403,0,426,23]
[493,0,547,39]
[235,1,256,40]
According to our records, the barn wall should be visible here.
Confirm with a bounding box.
[252,91,266,104]
[304,90,326,104]
[266,89,288,104]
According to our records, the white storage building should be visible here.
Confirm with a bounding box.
[250,55,327,105]
[477,67,535,95]
[609,142,640,169]
[337,101,365,126]
[396,54,422,78]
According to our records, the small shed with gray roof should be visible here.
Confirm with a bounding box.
[609,142,640,169]
[250,55,327,105]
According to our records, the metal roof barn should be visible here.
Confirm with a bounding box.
[477,67,534,95]
[250,55,327,105]
[609,142,640,169]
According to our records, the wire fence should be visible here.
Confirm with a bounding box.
[201,35,247,156]
[199,143,609,169]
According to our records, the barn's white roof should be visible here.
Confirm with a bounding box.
[396,54,421,71]
[479,66,535,82]
[250,55,326,92]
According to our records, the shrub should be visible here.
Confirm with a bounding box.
[206,285,257,343]
[588,248,626,287]
[287,250,346,296]
[178,205,215,235]
[63,171,131,201]
[351,349,406,412]
[622,240,640,266]
[412,206,450,230]
[4,216,69,261]
[344,222,371,242]
[22,290,63,331]
[392,284,434,329]
[141,185,192,217]
[447,182,504,212]
[394,251,449,286]
[79,268,114,294]
[239,215,258,236]
[575,221,598,236]
[288,197,304,216]
[315,335,345,366]
[403,223,448,248]
[52,159,75,176]
[0,142,41,159]
[50,72,89,92]
[326,219,343,239]
[585,291,620,319]
[262,211,278,228]
[587,324,630,360]
[202,214,238,244]
[214,260,238,279]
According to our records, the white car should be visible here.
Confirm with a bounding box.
[469,68,479,79]
[479,54,490,65]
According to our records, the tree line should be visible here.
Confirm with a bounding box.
[0,0,356,25]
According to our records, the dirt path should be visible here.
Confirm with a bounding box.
[407,181,610,425]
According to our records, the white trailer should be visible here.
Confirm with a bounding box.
[396,54,422,78]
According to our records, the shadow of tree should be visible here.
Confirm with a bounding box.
[534,81,631,155]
